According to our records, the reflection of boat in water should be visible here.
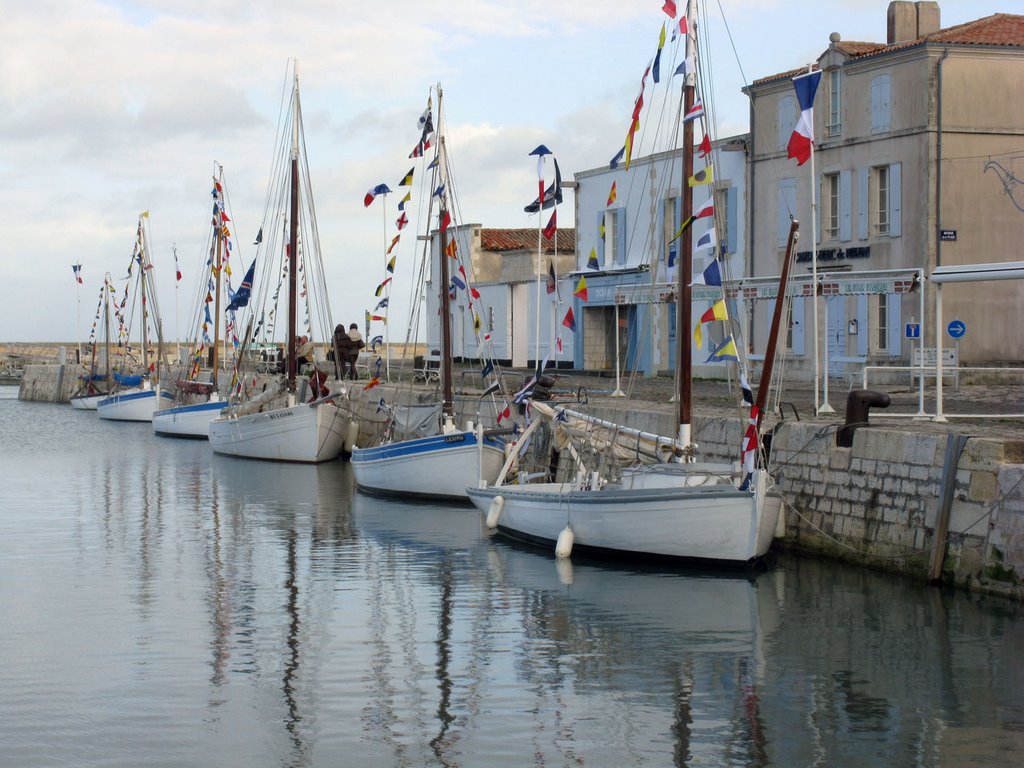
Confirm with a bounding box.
[351,488,782,764]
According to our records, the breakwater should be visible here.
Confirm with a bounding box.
[18,363,1024,599]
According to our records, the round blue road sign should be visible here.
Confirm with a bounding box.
[947,319,966,339]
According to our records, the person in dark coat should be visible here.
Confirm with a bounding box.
[333,323,352,380]
[345,323,364,380]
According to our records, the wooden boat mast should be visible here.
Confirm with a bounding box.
[676,0,696,452]
[436,86,454,421]
[139,217,150,379]
[286,68,300,394]
[753,220,800,427]
[211,167,224,390]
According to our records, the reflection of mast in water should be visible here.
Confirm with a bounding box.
[734,655,768,767]
[429,559,455,764]
[283,527,306,762]
[671,661,693,767]
[207,481,230,690]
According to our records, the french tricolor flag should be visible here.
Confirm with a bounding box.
[787,70,822,166]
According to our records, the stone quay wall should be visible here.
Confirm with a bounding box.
[18,364,80,403]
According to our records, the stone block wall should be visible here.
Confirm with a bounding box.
[770,421,1024,599]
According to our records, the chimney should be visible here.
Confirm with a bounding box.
[888,1,941,44]
[916,1,941,37]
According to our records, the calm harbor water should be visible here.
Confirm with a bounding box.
[2,384,1023,767]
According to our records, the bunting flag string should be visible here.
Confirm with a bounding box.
[690,257,723,287]
[652,22,667,84]
[562,307,576,331]
[542,210,557,241]
[607,180,617,206]
[693,298,728,349]
[705,334,739,363]
[574,276,588,301]
[587,247,600,270]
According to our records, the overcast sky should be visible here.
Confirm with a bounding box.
[1,0,1015,343]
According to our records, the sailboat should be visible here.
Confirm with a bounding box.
[208,63,348,463]
[466,1,790,564]
[97,213,174,422]
[350,85,507,500]
[70,274,115,410]
[153,166,236,438]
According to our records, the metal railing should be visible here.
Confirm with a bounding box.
[861,365,1024,420]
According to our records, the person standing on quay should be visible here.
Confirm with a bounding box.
[345,323,364,380]
[332,323,351,380]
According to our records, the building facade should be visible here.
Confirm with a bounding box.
[745,1,1024,374]
[424,225,576,368]
[570,137,748,378]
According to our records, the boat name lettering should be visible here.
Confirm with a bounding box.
[444,434,466,443]
[269,410,294,420]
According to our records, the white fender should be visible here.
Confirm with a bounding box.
[555,525,574,559]
[486,495,504,529]
[343,420,359,453]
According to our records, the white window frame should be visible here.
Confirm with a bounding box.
[823,172,840,240]
[874,165,890,235]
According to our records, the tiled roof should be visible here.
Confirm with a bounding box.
[480,228,576,254]
[923,13,1024,46]
[752,13,1024,86]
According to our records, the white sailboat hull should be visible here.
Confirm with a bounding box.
[351,431,506,500]
[70,393,106,411]
[467,467,778,564]
[208,399,347,463]
[152,398,227,438]
[96,388,174,422]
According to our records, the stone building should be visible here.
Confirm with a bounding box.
[744,1,1024,375]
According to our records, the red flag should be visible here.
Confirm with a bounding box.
[439,211,451,232]
[662,1,677,18]
[697,133,712,160]
[542,210,557,240]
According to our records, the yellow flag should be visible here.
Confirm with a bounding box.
[140,210,150,218]
[688,165,714,187]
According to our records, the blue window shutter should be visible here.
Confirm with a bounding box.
[857,167,868,240]
[856,295,869,356]
[777,178,796,245]
[616,209,627,265]
[887,293,902,356]
[777,96,794,151]
[726,187,738,254]
[597,210,606,265]
[889,162,901,237]
[839,169,852,242]
[870,78,881,132]
[791,296,805,356]
[871,75,892,132]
